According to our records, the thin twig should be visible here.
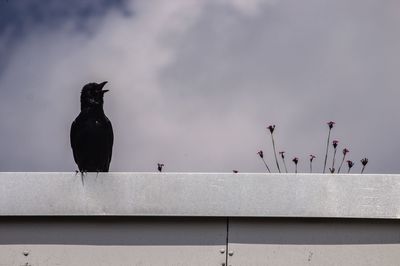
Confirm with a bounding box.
[262,158,271,173]
[323,129,331,173]
[323,121,335,173]
[292,157,299,174]
[337,148,349,173]
[267,125,281,173]
[331,140,338,173]
[309,155,316,173]
[271,134,281,173]
[280,151,288,173]
[257,150,271,173]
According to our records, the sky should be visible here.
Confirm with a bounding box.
[0,0,399,173]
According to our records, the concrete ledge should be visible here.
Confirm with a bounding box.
[0,172,400,218]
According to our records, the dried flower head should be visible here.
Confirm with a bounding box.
[309,155,316,162]
[157,163,164,172]
[329,168,335,173]
[347,160,354,169]
[360,158,368,174]
[343,148,349,155]
[361,158,368,166]
[292,157,299,173]
[267,124,280,173]
[332,140,339,148]
[279,151,285,159]
[258,149,271,172]
[323,121,335,173]
[232,170,238,173]
[327,121,335,129]
[267,125,276,134]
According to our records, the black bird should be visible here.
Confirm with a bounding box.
[70,81,113,173]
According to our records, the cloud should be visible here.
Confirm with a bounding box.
[0,0,399,173]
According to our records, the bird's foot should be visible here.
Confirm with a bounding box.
[80,171,87,186]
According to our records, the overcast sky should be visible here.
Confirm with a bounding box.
[0,0,399,173]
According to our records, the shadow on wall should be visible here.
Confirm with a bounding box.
[1,217,400,245]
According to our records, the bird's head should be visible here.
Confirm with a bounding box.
[80,81,109,110]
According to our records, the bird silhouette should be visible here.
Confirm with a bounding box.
[70,81,113,173]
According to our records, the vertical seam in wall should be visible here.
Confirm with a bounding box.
[225,217,230,265]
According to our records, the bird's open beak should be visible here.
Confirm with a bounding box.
[99,81,108,89]
[99,81,109,93]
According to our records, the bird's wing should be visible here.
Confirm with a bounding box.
[70,119,81,168]
[105,117,114,171]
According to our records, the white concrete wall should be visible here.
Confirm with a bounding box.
[1,217,400,266]
[228,218,400,266]
[0,217,227,266]
[1,173,400,265]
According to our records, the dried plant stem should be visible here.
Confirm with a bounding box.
[331,147,337,172]
[282,158,288,173]
[309,155,316,173]
[347,168,351,173]
[271,134,281,173]
[361,165,366,174]
[323,128,331,173]
[337,156,345,173]
[292,158,299,174]
[262,158,271,173]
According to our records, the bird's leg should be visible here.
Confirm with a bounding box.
[80,171,86,186]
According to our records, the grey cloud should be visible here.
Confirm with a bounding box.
[0,0,129,73]
[159,0,400,173]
